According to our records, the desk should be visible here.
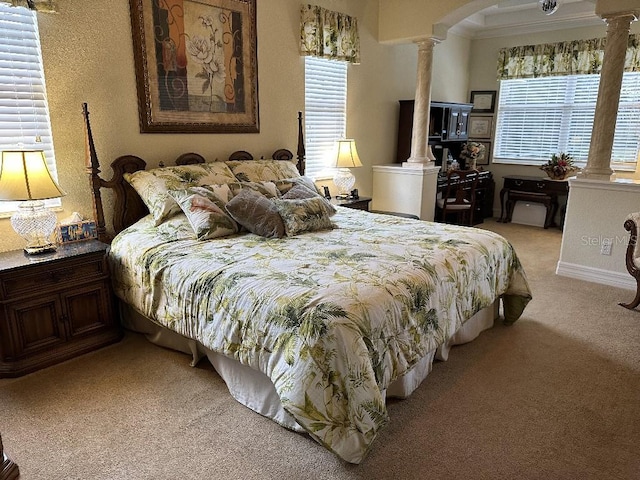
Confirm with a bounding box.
[498,175,569,228]
[436,170,494,224]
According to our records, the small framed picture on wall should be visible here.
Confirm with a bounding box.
[468,115,493,139]
[470,90,496,113]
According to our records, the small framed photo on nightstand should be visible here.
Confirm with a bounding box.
[56,221,97,244]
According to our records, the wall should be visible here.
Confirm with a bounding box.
[432,32,471,103]
[557,179,639,289]
[0,0,419,252]
[378,0,497,44]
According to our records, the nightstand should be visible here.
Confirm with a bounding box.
[332,196,372,211]
[0,240,121,378]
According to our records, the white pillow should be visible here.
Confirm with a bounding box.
[168,186,239,240]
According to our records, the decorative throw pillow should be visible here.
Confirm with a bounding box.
[156,213,197,241]
[273,197,335,236]
[168,186,239,240]
[274,176,320,196]
[282,184,337,216]
[224,188,285,239]
[124,162,236,226]
[225,159,301,183]
[202,183,234,203]
[227,180,280,199]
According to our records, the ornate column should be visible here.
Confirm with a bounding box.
[581,12,637,179]
[405,38,440,166]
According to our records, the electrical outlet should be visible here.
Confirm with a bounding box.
[601,238,612,256]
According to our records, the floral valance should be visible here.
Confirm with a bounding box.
[300,4,360,64]
[498,34,640,79]
[9,0,57,13]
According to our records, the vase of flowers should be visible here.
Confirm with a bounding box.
[540,153,579,180]
[459,142,486,170]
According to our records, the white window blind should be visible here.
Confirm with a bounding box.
[494,73,640,168]
[0,2,59,214]
[304,56,347,179]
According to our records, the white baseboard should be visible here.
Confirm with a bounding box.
[556,261,635,291]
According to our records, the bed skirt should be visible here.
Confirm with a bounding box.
[119,300,500,432]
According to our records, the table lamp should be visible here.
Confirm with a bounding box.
[333,139,362,199]
[0,149,66,254]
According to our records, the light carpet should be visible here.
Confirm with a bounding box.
[1,219,639,480]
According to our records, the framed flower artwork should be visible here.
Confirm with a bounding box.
[130,0,259,133]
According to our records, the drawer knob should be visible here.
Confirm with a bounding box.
[515,180,523,186]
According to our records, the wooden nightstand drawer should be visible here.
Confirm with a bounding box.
[1,256,106,300]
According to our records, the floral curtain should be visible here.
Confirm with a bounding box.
[300,4,360,64]
[10,0,57,13]
[497,34,640,79]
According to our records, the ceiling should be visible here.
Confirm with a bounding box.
[450,0,603,39]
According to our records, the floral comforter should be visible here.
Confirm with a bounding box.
[109,208,531,464]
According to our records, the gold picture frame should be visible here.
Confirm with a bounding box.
[130,0,259,133]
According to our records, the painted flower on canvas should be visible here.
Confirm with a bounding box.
[186,15,226,112]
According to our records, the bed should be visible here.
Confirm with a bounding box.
[83,105,532,464]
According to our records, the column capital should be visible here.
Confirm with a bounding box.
[600,11,638,25]
[413,37,441,50]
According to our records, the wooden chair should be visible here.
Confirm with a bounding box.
[436,169,479,226]
[620,213,640,310]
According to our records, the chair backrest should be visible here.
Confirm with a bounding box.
[441,169,480,207]
[441,170,480,224]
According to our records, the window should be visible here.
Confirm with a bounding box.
[0,3,58,214]
[304,56,347,179]
[493,72,640,169]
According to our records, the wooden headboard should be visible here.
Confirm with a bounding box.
[83,104,306,243]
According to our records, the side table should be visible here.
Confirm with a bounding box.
[0,240,122,378]
[331,196,372,211]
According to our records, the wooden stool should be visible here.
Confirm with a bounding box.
[505,190,556,228]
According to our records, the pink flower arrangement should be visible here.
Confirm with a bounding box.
[459,142,486,168]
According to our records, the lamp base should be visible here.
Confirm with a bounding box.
[11,201,58,256]
[333,168,355,197]
[24,243,57,255]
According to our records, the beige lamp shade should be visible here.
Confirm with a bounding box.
[0,150,66,201]
[334,139,363,168]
